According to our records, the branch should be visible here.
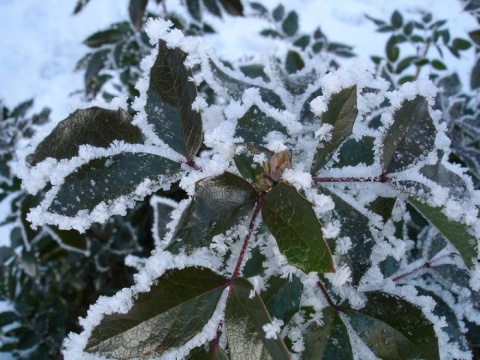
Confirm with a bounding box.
[313,173,389,184]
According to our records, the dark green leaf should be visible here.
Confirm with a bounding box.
[186,0,202,21]
[422,13,433,23]
[235,105,288,145]
[452,38,472,50]
[311,85,358,174]
[52,228,89,253]
[282,11,298,37]
[208,60,285,109]
[285,50,305,74]
[468,29,480,46]
[293,35,310,49]
[0,246,14,263]
[233,150,268,183]
[391,11,403,29]
[49,152,180,217]
[331,136,375,168]
[365,14,386,26]
[83,29,124,48]
[262,275,303,325]
[303,307,353,359]
[260,29,282,39]
[345,292,439,359]
[403,22,414,36]
[411,35,424,43]
[396,56,418,74]
[398,75,415,84]
[239,64,268,81]
[85,267,227,358]
[386,36,400,62]
[27,107,143,166]
[168,172,257,254]
[219,0,243,16]
[73,0,91,14]
[378,25,396,33]
[146,40,203,162]
[203,0,222,17]
[10,99,34,119]
[250,2,269,16]
[226,277,291,360]
[262,182,334,274]
[431,59,447,70]
[128,0,148,31]
[322,189,374,285]
[471,57,480,90]
[0,311,19,326]
[272,4,285,22]
[407,197,477,269]
[381,96,436,173]
[367,197,396,223]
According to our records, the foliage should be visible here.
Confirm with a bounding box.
[1,2,480,359]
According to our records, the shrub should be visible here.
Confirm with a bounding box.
[14,13,480,359]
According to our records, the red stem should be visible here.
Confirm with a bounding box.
[313,173,389,184]
[317,281,343,313]
[391,253,453,282]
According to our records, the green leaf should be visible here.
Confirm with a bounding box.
[345,292,439,359]
[367,197,397,223]
[431,59,447,70]
[262,275,303,325]
[311,85,358,174]
[396,56,418,74]
[365,14,386,26]
[48,152,180,217]
[282,11,299,37]
[0,311,19,327]
[285,50,305,74]
[85,267,227,358]
[322,189,374,285]
[403,22,414,36]
[51,228,89,253]
[128,0,148,31]
[391,10,403,29]
[226,277,291,360]
[168,172,257,254]
[468,29,480,46]
[293,35,310,49]
[186,0,202,21]
[331,136,375,168]
[203,0,222,18]
[471,57,480,90]
[233,149,270,183]
[381,96,436,173]
[235,105,288,145]
[272,4,284,22]
[27,107,143,166]
[386,36,400,62]
[208,60,285,109]
[262,182,334,274]
[219,0,243,16]
[83,29,124,48]
[452,38,472,50]
[303,307,353,359]
[146,40,203,162]
[407,197,477,269]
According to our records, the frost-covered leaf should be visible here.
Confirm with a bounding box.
[382,96,436,174]
[420,160,468,199]
[85,267,227,358]
[208,60,285,109]
[48,152,180,217]
[128,0,148,31]
[226,277,291,360]
[345,292,439,359]
[285,50,305,74]
[331,136,375,168]
[407,198,477,269]
[303,307,353,359]
[323,189,374,285]
[28,107,143,166]
[262,275,303,325]
[311,85,358,174]
[168,172,257,254]
[262,182,334,274]
[83,29,125,48]
[235,105,288,144]
[146,40,203,162]
[233,145,272,183]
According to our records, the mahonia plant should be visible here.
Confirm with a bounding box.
[17,18,480,359]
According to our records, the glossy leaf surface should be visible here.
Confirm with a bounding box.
[146,40,203,161]
[345,292,439,359]
[312,85,358,174]
[28,107,143,166]
[85,267,226,358]
[407,197,477,268]
[226,277,291,360]
[235,105,288,144]
[382,96,436,173]
[262,182,334,273]
[49,152,180,216]
[168,172,257,253]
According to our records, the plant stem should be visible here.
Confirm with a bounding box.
[313,173,389,183]
[391,253,453,282]
[317,281,343,314]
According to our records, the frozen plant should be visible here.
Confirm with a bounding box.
[17,17,480,359]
